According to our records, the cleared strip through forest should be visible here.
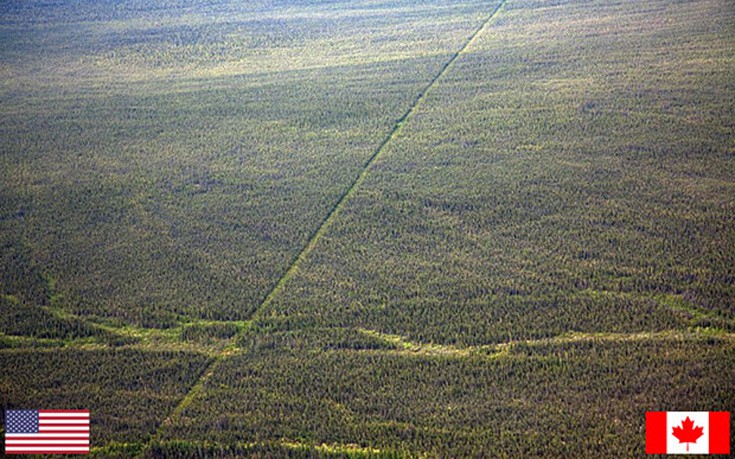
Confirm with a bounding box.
[252,0,509,318]
[137,3,508,455]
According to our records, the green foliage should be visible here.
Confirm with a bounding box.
[238,326,400,353]
[0,295,134,345]
[0,0,493,327]
[0,209,49,306]
[144,439,399,458]
[259,0,735,344]
[179,322,239,344]
[158,331,735,457]
[0,348,211,445]
[0,0,733,456]
[91,442,146,459]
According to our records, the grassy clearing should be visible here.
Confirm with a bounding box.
[357,328,475,357]
[0,294,134,346]
[0,292,251,353]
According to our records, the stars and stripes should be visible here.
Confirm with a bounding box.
[5,410,89,455]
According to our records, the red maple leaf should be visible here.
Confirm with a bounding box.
[672,416,704,452]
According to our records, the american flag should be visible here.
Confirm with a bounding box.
[4,410,89,455]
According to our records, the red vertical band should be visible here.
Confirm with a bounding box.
[646,411,668,454]
[709,411,730,454]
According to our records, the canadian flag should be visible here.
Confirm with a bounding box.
[646,411,730,454]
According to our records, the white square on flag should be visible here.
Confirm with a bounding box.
[646,411,730,455]
[667,412,709,454]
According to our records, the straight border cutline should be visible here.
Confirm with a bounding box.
[136,2,509,455]
[252,0,509,319]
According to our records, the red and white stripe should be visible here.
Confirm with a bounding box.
[5,410,90,455]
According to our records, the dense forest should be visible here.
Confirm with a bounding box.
[1,0,733,456]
